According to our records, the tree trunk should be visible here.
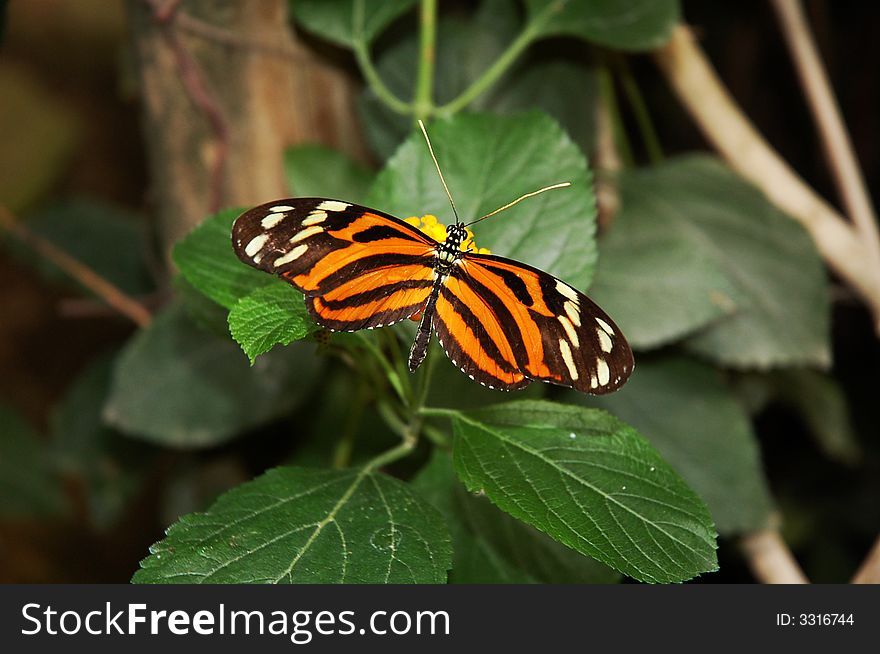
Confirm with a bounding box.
[126,0,367,262]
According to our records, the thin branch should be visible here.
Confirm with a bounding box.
[0,206,153,327]
[771,0,880,290]
[654,24,880,333]
[594,67,625,230]
[741,527,809,584]
[352,0,412,115]
[436,24,537,117]
[615,56,664,163]
[852,536,880,583]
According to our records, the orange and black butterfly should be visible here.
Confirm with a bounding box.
[232,124,633,395]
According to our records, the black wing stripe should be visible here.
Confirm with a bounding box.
[438,286,519,374]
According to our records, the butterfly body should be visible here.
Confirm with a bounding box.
[232,198,633,395]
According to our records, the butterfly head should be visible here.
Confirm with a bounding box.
[445,223,469,249]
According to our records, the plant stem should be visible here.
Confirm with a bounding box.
[597,66,634,168]
[381,329,416,408]
[594,68,624,230]
[413,0,437,121]
[415,339,440,409]
[331,382,369,469]
[352,0,412,115]
[419,406,461,420]
[377,398,410,439]
[364,431,418,472]
[354,332,409,406]
[616,57,664,163]
[436,22,542,116]
[422,423,452,448]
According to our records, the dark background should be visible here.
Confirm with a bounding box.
[0,0,877,583]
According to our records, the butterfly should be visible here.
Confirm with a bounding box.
[231,124,633,395]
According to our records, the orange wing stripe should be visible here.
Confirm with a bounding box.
[434,292,525,387]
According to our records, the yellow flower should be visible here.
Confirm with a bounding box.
[405,215,491,255]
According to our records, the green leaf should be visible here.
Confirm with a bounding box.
[133,465,452,583]
[603,156,830,367]
[589,177,739,349]
[104,304,320,448]
[525,0,680,51]
[484,59,598,156]
[444,400,718,583]
[0,405,66,517]
[368,112,597,289]
[51,354,153,530]
[7,199,154,295]
[413,450,618,583]
[228,281,312,363]
[583,356,774,535]
[289,0,418,48]
[284,144,373,203]
[173,208,273,310]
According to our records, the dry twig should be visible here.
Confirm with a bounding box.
[771,0,880,286]
[0,206,153,327]
[654,24,880,332]
[851,536,880,584]
[741,528,809,584]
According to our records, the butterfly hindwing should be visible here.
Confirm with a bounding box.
[449,254,634,394]
[233,199,437,331]
[432,275,530,391]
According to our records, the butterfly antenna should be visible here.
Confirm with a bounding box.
[465,182,571,227]
[418,119,461,225]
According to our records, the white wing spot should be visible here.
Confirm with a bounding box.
[244,234,269,257]
[590,374,598,389]
[558,338,578,381]
[597,358,610,386]
[597,329,613,353]
[273,244,308,268]
[261,213,285,229]
[558,315,579,348]
[302,210,327,226]
[595,317,614,335]
[269,205,295,213]
[290,225,322,244]
[556,280,580,304]
[564,301,581,327]
[317,200,350,212]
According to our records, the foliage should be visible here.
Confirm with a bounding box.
[7,0,852,586]
[133,465,452,584]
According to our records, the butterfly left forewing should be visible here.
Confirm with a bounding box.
[456,254,634,394]
[232,198,437,331]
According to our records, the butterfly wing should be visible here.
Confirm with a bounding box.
[232,199,437,331]
[431,271,531,391]
[435,253,634,394]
